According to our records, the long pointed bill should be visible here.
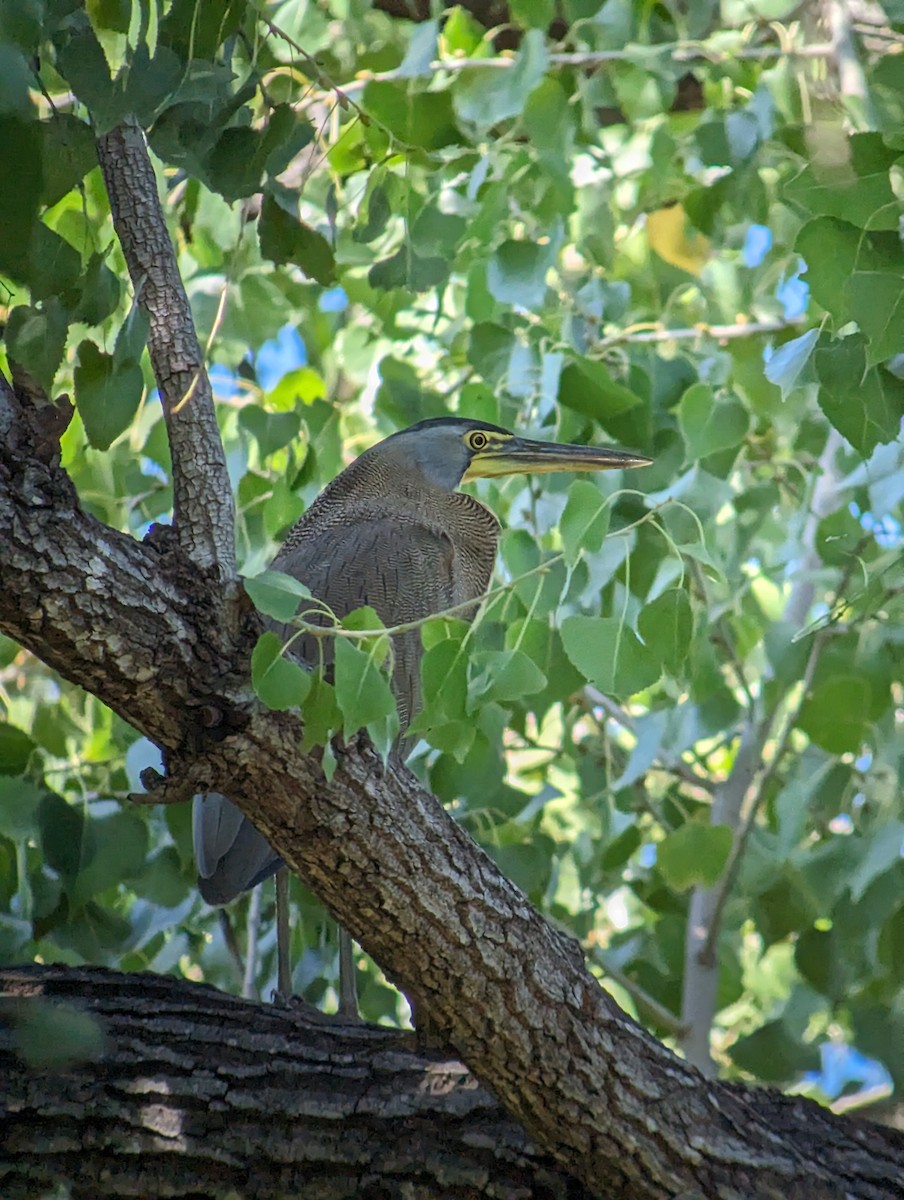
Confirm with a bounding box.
[461,436,653,482]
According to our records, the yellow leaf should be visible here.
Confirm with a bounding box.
[646,206,710,276]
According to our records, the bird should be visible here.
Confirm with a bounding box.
[193,416,652,1011]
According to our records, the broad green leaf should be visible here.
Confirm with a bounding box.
[848,821,904,903]
[333,637,399,758]
[561,615,660,697]
[638,589,693,674]
[510,0,555,29]
[68,811,149,907]
[678,383,749,460]
[658,822,733,891]
[74,340,144,451]
[487,238,556,310]
[259,194,336,285]
[453,29,548,128]
[798,674,871,754]
[38,112,97,206]
[0,776,44,840]
[815,335,904,456]
[362,83,459,150]
[729,1019,816,1083]
[300,672,341,753]
[239,406,302,459]
[369,247,448,293]
[560,479,610,566]
[763,329,818,400]
[0,724,35,775]
[244,571,312,623]
[845,272,904,367]
[558,356,641,421]
[0,115,41,280]
[796,217,868,318]
[5,301,68,395]
[251,632,312,711]
[785,161,900,230]
[469,649,546,705]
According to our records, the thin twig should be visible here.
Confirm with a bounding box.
[326,41,836,98]
[594,317,805,351]
[597,956,688,1039]
[696,629,827,967]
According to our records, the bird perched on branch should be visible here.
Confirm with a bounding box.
[193,416,652,1010]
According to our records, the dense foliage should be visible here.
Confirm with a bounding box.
[1,0,902,1109]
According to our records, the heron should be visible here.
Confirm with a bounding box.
[193,416,652,1013]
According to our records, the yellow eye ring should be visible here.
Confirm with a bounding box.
[467,431,489,450]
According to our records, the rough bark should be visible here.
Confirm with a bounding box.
[2,377,903,1200]
[0,964,590,1199]
[95,123,237,582]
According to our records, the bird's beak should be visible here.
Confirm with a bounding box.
[462,436,653,482]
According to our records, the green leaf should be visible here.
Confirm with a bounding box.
[74,340,145,451]
[300,672,341,753]
[453,28,548,128]
[363,82,459,150]
[39,113,98,207]
[333,637,399,758]
[638,589,693,674]
[658,822,733,891]
[244,571,312,623]
[68,811,149,907]
[5,301,69,395]
[561,615,660,697]
[0,724,35,775]
[259,194,336,285]
[796,217,867,318]
[845,272,904,367]
[486,238,556,310]
[510,0,554,28]
[239,405,302,459]
[798,674,871,754]
[558,356,641,421]
[763,329,818,400]
[0,115,41,280]
[559,479,610,566]
[73,253,121,325]
[469,649,546,705]
[848,821,904,903]
[814,335,904,457]
[678,383,749,460]
[251,632,312,711]
[0,776,45,840]
[785,161,899,230]
[368,247,448,293]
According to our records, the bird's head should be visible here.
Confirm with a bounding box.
[382,416,652,492]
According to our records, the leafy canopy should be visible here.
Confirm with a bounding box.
[0,0,902,1102]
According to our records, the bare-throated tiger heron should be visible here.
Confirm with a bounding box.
[193,417,652,1010]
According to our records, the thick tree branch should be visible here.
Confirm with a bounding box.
[0,964,590,1199]
[2,389,903,1200]
[95,122,237,582]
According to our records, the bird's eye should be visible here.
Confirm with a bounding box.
[468,431,489,450]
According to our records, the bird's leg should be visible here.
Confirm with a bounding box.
[337,927,359,1019]
[274,867,292,1003]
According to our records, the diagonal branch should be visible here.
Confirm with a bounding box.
[95,121,237,582]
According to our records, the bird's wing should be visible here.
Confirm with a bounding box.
[274,511,466,724]
[194,513,464,906]
[193,792,282,904]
